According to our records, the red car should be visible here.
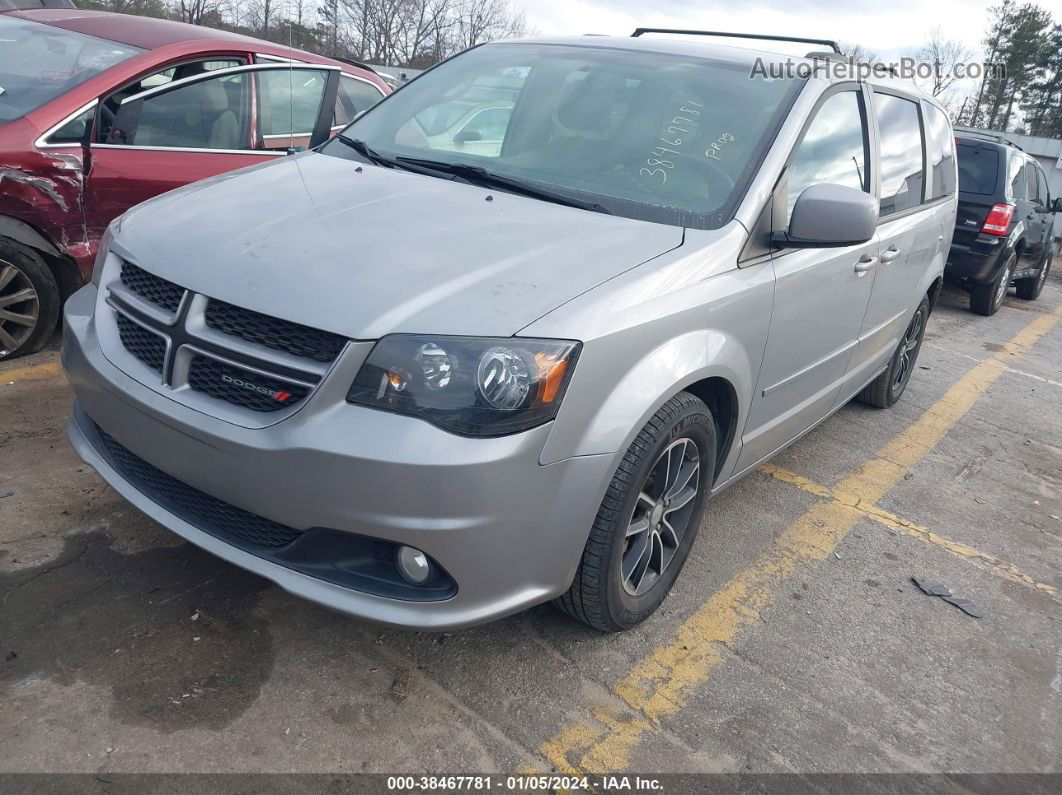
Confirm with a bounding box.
[0,8,389,359]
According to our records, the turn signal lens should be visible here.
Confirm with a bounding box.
[534,351,570,404]
[982,203,1014,236]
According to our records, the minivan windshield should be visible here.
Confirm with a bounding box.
[322,43,802,229]
[0,16,142,123]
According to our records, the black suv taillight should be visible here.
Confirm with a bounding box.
[982,203,1015,236]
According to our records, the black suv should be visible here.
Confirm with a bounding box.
[947,133,1060,315]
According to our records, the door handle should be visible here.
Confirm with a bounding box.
[854,255,878,274]
[880,246,902,264]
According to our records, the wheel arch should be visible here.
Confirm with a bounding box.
[0,215,83,304]
[683,376,739,479]
[541,329,756,477]
[927,275,943,313]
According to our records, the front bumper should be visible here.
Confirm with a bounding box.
[62,285,616,630]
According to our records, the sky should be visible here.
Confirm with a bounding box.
[520,0,1062,62]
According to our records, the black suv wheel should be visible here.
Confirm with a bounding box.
[970,254,1015,316]
[1015,251,1052,301]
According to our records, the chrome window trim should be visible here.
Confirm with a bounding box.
[34,99,99,149]
[119,62,341,106]
[91,143,286,156]
[256,54,305,64]
[340,72,386,97]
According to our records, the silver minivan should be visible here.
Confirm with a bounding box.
[63,31,957,632]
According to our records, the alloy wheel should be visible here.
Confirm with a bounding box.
[892,307,924,390]
[0,260,40,355]
[994,258,1014,310]
[621,437,701,596]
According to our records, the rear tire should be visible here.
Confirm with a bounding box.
[857,297,930,409]
[556,392,716,632]
[1015,251,1051,301]
[0,238,59,361]
[970,254,1014,316]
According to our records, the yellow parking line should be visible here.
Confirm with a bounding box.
[760,463,1057,596]
[1,361,61,383]
[536,306,1061,774]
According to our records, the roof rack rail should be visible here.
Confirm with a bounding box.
[805,49,901,77]
[956,129,1024,152]
[631,28,840,54]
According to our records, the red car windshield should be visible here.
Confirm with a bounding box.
[0,15,142,123]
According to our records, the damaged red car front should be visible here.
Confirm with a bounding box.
[0,8,388,359]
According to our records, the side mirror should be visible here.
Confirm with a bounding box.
[453,129,482,144]
[1052,196,1062,213]
[774,183,878,248]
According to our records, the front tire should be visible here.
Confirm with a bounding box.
[1015,251,1051,301]
[0,239,59,361]
[857,296,930,409]
[556,392,716,632]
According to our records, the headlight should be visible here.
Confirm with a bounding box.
[90,223,116,287]
[347,335,581,436]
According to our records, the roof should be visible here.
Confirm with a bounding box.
[955,126,1062,160]
[494,35,931,97]
[11,8,288,50]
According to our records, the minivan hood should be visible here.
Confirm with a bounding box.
[116,152,683,340]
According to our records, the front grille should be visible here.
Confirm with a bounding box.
[115,312,166,372]
[96,427,301,550]
[187,356,309,412]
[120,261,184,313]
[205,299,345,363]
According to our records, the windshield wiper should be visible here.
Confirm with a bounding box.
[335,135,402,168]
[336,136,474,183]
[395,157,611,215]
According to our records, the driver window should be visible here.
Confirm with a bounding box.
[107,72,251,150]
[786,91,868,220]
[97,58,245,143]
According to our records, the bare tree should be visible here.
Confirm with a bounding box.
[913,27,972,97]
[176,0,228,25]
[836,41,878,64]
[450,0,525,52]
[248,0,277,37]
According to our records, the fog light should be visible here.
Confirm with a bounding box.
[396,545,431,584]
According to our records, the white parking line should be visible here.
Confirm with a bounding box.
[926,343,1062,389]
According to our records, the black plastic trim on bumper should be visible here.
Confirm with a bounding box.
[81,410,456,602]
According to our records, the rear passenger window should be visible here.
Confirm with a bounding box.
[256,69,330,148]
[924,104,955,199]
[1008,155,1026,200]
[333,76,385,128]
[786,91,868,219]
[1026,162,1041,203]
[1036,167,1049,208]
[874,93,925,216]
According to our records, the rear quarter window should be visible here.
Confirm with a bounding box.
[956,144,999,195]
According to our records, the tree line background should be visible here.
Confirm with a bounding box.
[846,0,1060,137]
[76,0,528,68]
[77,0,1061,137]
